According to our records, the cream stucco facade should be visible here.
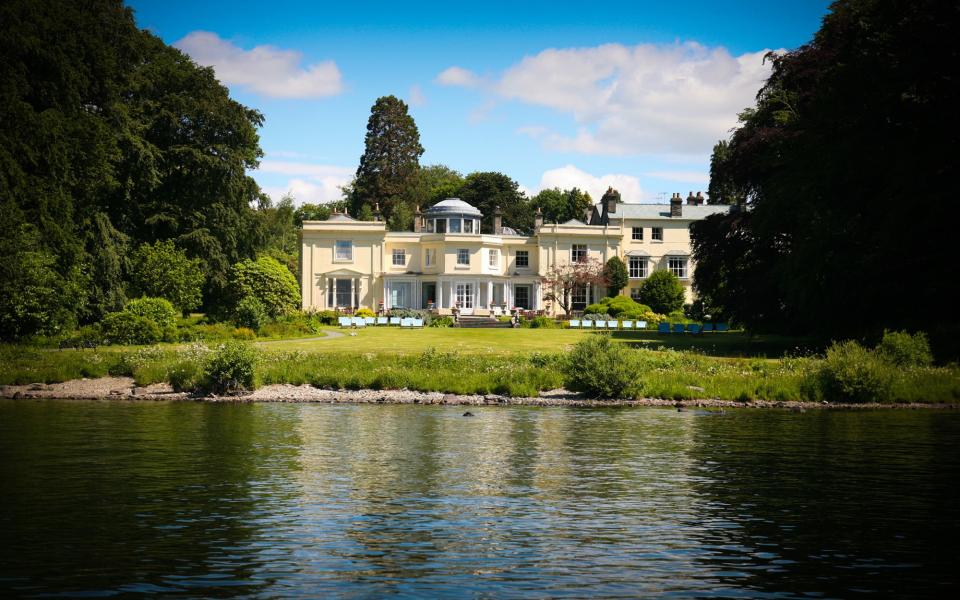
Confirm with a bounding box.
[299,192,728,316]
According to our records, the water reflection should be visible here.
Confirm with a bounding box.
[0,401,957,597]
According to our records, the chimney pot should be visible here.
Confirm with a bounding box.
[534,206,543,229]
[670,193,683,218]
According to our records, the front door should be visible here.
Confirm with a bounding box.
[422,282,437,310]
[455,282,474,315]
[514,285,531,309]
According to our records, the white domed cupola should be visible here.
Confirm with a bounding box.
[424,198,482,235]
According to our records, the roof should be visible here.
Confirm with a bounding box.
[561,218,587,226]
[424,197,483,217]
[327,212,357,222]
[605,203,730,220]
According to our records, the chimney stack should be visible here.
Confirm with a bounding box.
[494,206,503,235]
[534,206,543,230]
[670,193,683,217]
[602,186,620,214]
[373,202,382,222]
[695,191,704,205]
[413,205,422,232]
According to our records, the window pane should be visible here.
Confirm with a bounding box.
[335,240,352,260]
[489,249,498,267]
[632,227,643,240]
[572,244,587,262]
[335,279,352,306]
[464,219,473,233]
[436,219,446,233]
[449,218,461,233]
[393,249,405,266]
[652,227,663,241]
[457,249,469,265]
[516,251,528,267]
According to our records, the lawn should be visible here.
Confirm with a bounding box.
[255,327,820,358]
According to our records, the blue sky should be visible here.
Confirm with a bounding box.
[128,0,831,204]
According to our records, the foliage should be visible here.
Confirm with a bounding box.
[584,296,651,317]
[0,227,82,340]
[351,95,424,230]
[636,271,685,315]
[564,335,640,398]
[129,240,204,313]
[457,171,532,233]
[581,313,613,322]
[125,297,178,330]
[387,308,433,324]
[312,310,339,326]
[541,257,607,316]
[354,307,376,318]
[234,296,268,331]
[100,311,162,345]
[229,256,300,318]
[876,330,933,368]
[406,165,465,210]
[525,316,559,329]
[429,316,454,328]
[531,187,593,224]
[204,341,258,393]
[0,0,267,337]
[813,340,896,403]
[602,257,629,297]
[692,0,958,358]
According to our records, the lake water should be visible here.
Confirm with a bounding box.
[0,401,957,598]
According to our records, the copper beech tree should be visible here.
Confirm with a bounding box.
[541,257,607,317]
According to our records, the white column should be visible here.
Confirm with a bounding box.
[437,279,444,309]
[534,281,541,310]
[487,280,493,308]
[350,278,357,308]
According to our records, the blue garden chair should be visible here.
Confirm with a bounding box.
[702,323,714,333]
[376,317,388,325]
[687,323,702,334]
[569,319,580,328]
[389,317,401,326]
[716,323,729,332]
[338,317,352,328]
[636,320,647,330]
[658,322,670,333]
[582,320,593,329]
[672,323,685,333]
[622,320,634,329]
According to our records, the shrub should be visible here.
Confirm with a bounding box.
[234,296,268,330]
[389,308,433,325]
[527,316,559,329]
[814,340,896,403]
[564,335,640,398]
[581,313,612,322]
[355,307,376,318]
[125,297,178,329]
[603,256,629,296]
[313,310,339,326]
[876,330,933,367]
[636,270,685,314]
[429,316,454,327]
[204,341,258,393]
[232,327,256,340]
[584,295,651,317]
[100,311,162,345]
[229,256,300,318]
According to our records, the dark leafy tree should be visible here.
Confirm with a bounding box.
[457,172,532,233]
[129,240,205,314]
[691,0,959,358]
[352,96,424,229]
[532,187,594,223]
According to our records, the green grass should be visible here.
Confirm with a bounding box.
[2,331,957,404]
[255,327,818,358]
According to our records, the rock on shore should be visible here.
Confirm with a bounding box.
[1,377,956,409]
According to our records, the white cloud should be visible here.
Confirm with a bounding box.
[436,66,483,88]
[536,165,645,203]
[175,31,343,99]
[254,160,353,204]
[643,170,709,185]
[443,42,774,155]
[408,84,426,107]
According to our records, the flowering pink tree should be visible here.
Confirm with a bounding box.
[541,257,607,316]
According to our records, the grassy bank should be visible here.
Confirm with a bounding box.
[2,337,957,404]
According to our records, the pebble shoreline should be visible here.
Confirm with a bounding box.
[0,377,955,410]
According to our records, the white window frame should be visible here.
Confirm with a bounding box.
[628,256,647,279]
[515,250,529,268]
[571,285,587,307]
[448,218,462,234]
[668,256,687,278]
[632,227,643,241]
[488,248,499,268]
[571,244,587,263]
[392,248,406,267]
[457,248,470,266]
[334,240,352,262]
[464,219,474,234]
[652,227,663,242]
